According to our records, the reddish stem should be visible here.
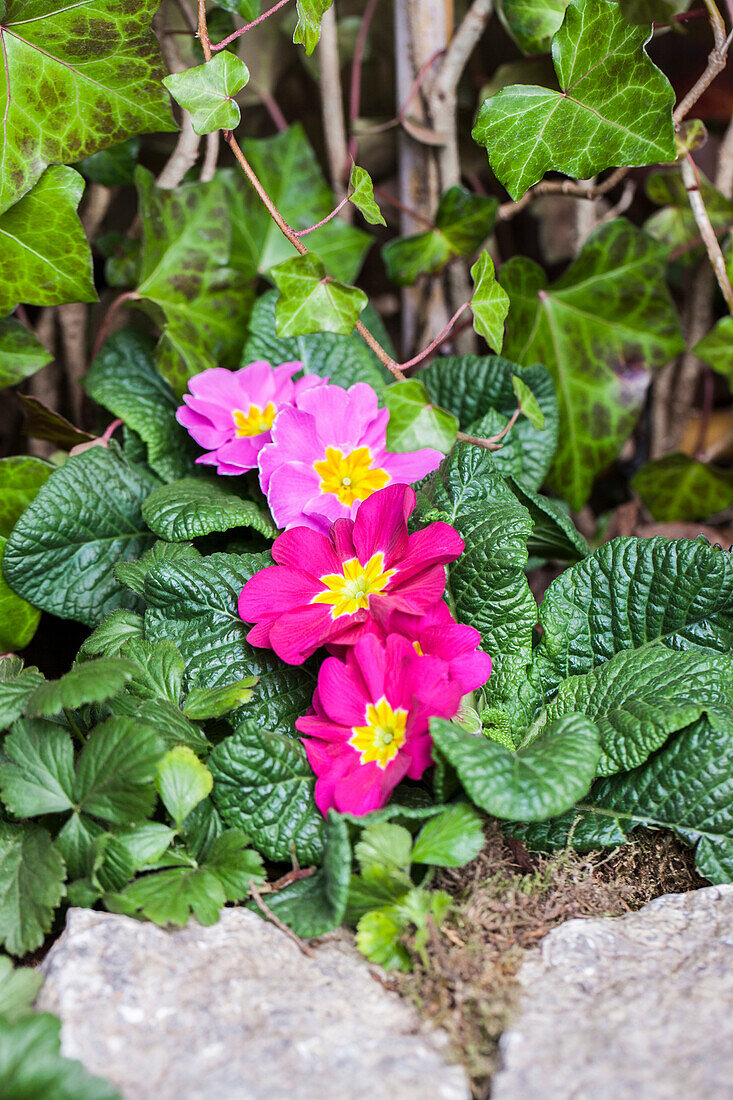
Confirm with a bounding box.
[398,48,446,123]
[259,89,288,133]
[101,418,124,443]
[399,302,470,371]
[210,0,291,50]
[348,0,380,159]
[294,194,350,236]
[372,186,434,229]
[91,291,140,363]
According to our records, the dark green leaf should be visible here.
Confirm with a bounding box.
[107,695,209,753]
[506,477,589,562]
[271,254,368,337]
[156,747,213,828]
[383,380,457,454]
[0,1014,121,1099]
[498,0,571,53]
[264,812,350,936]
[411,803,485,866]
[115,542,200,599]
[694,316,733,384]
[16,394,94,450]
[0,319,52,389]
[620,0,692,23]
[74,717,163,824]
[470,251,510,353]
[0,658,44,731]
[182,678,258,719]
[78,611,145,660]
[0,824,65,956]
[25,658,137,717]
[163,54,249,134]
[0,456,52,538]
[632,453,733,522]
[0,539,39,651]
[349,163,386,226]
[77,138,140,187]
[120,637,184,705]
[473,0,676,200]
[142,478,277,541]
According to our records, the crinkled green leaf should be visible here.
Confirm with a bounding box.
[156,747,213,829]
[498,0,571,53]
[537,535,733,689]
[78,611,144,660]
[632,453,733,522]
[74,717,163,824]
[209,720,324,864]
[411,803,485,867]
[264,812,350,936]
[383,186,498,286]
[0,167,96,315]
[84,329,199,482]
[383,380,457,455]
[163,53,249,134]
[24,658,137,718]
[293,0,332,54]
[182,678,257,719]
[0,319,52,389]
[0,956,42,1021]
[470,251,509,353]
[0,658,44,731]
[114,542,200,599]
[142,478,277,542]
[432,713,601,821]
[694,316,733,384]
[0,538,39,652]
[2,445,159,627]
[0,720,74,817]
[0,456,52,538]
[272,254,368,337]
[473,0,676,199]
[500,219,684,508]
[349,163,385,226]
[506,477,589,562]
[0,823,65,956]
[0,1013,121,1098]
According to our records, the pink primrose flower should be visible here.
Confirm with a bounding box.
[176,360,326,475]
[257,381,443,531]
[296,633,463,816]
[237,483,464,665]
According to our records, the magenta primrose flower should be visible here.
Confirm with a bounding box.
[176,360,326,475]
[258,381,444,531]
[296,633,463,816]
[238,484,464,665]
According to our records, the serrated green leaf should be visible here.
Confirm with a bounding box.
[156,747,213,828]
[163,54,249,134]
[383,380,457,455]
[498,0,571,53]
[0,956,42,1021]
[84,329,199,482]
[0,823,66,956]
[346,864,413,924]
[432,713,601,821]
[473,0,676,200]
[411,803,485,867]
[78,611,145,660]
[0,167,96,315]
[349,163,386,226]
[537,535,733,688]
[512,375,545,430]
[0,1013,121,1098]
[355,908,412,971]
[500,219,684,509]
[55,814,106,882]
[0,658,44,731]
[694,316,733,384]
[24,658,137,718]
[272,254,368,337]
[264,812,350,936]
[0,0,174,215]
[632,453,733,522]
[107,695,210,754]
[142,478,277,542]
[293,0,332,54]
[2,445,159,627]
[74,717,163,824]
[209,720,324,863]
[0,319,52,389]
[0,719,74,817]
[355,823,412,873]
[383,187,498,286]
[0,538,40,652]
[0,456,52,538]
[120,637,184,705]
[182,678,258,720]
[204,828,264,898]
[470,251,509,353]
[506,477,589,562]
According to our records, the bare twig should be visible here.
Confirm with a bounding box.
[433,0,493,97]
[249,880,315,958]
[318,3,351,202]
[264,866,316,892]
[498,166,631,220]
[210,0,291,51]
[682,154,733,312]
[157,15,202,187]
[200,130,220,182]
[673,0,732,124]
[293,194,350,236]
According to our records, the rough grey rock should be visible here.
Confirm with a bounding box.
[491,884,733,1100]
[36,907,468,1100]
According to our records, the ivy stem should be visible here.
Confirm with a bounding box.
[398,302,471,371]
[457,407,521,451]
[682,153,733,312]
[372,186,435,229]
[348,0,380,160]
[293,195,351,237]
[209,0,292,52]
[673,0,732,124]
[197,0,212,60]
[91,290,140,363]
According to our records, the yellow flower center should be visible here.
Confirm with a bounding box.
[349,697,407,769]
[312,553,396,619]
[313,446,389,507]
[233,403,277,437]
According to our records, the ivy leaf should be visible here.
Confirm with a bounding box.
[470,251,509,353]
[506,477,589,562]
[500,219,684,509]
[264,812,350,936]
[0,456,52,538]
[694,316,733,384]
[631,453,733,522]
[156,747,213,829]
[537,535,733,689]
[512,375,545,430]
[134,168,255,396]
[142,478,277,542]
[348,163,386,226]
[619,0,691,22]
[431,714,601,821]
[0,319,52,389]
[84,329,198,483]
[0,956,42,1021]
[77,137,140,188]
[114,542,200,600]
[498,0,571,54]
[0,0,174,214]
[645,169,733,266]
[73,717,163,824]
[383,187,498,286]
[383,380,457,455]
[411,803,485,866]
[293,0,332,54]
[182,678,258,719]
[0,167,96,315]
[0,539,40,652]
[0,823,66,956]
[474,0,675,200]
[163,54,249,135]
[0,658,44,731]
[24,658,137,718]
[2,445,159,627]
[209,720,324,864]
[271,254,368,337]
[243,290,391,392]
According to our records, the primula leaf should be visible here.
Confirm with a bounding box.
[506,478,589,562]
[264,813,351,936]
[498,0,571,53]
[2,445,159,627]
[143,552,315,733]
[0,0,174,215]
[142,479,277,542]
[84,329,198,483]
[383,186,498,286]
[418,355,558,491]
[473,0,676,199]
[135,168,254,396]
[0,167,96,315]
[0,539,40,652]
[156,747,213,829]
[0,956,43,1021]
[500,219,684,509]
[209,720,325,864]
[537,535,733,688]
[24,658,137,718]
[631,454,733,522]
[411,803,485,867]
[0,457,52,538]
[243,291,391,392]
[74,717,163,825]
[182,678,257,719]
[293,0,332,54]
[470,252,510,353]
[383,381,457,455]
[78,611,145,660]
[114,542,200,599]
[431,714,601,821]
[0,720,75,817]
[163,54,250,134]
[0,658,44,731]
[694,316,733,384]
[349,163,386,226]
[0,319,52,389]
[0,1013,121,1099]
[271,254,368,337]
[0,823,66,956]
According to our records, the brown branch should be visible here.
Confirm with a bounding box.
[249,880,315,957]
[673,0,732,124]
[682,154,733,312]
[498,166,631,220]
[433,0,494,97]
[197,0,212,59]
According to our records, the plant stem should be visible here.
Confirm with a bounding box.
[210,0,291,51]
[348,0,380,159]
[293,195,351,236]
[318,2,351,199]
[682,153,733,313]
[399,302,471,371]
[249,880,315,957]
[63,708,86,745]
[673,0,732,124]
[91,291,140,363]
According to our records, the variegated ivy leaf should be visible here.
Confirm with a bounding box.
[293,0,333,54]
[163,54,250,135]
[473,0,676,200]
[498,0,571,54]
[271,254,368,337]
[511,376,545,431]
[470,252,510,354]
[349,163,386,226]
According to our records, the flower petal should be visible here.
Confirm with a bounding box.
[352,483,413,563]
